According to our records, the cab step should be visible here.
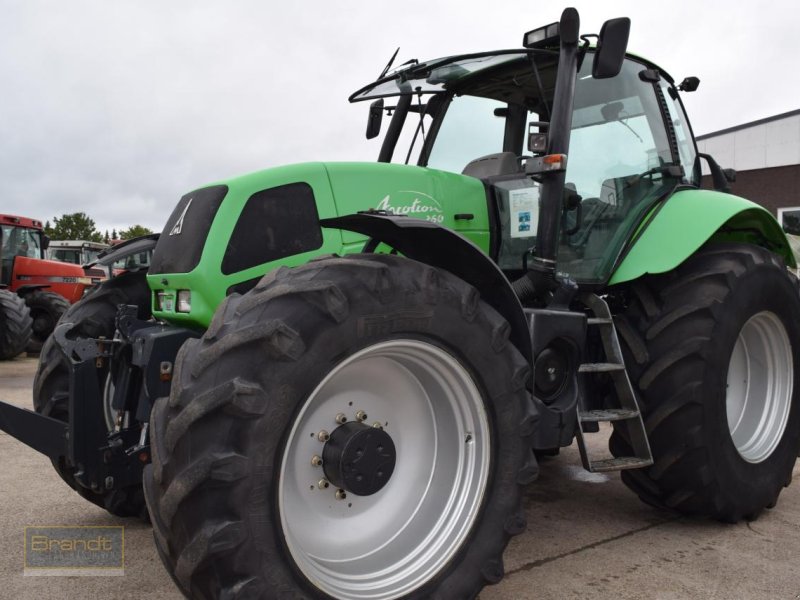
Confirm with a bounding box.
[575,294,653,473]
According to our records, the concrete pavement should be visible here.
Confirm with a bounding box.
[2,355,799,599]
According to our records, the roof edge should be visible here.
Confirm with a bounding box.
[696,108,800,141]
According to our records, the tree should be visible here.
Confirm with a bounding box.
[111,229,118,241]
[119,225,154,240]
[50,212,103,242]
[104,230,110,244]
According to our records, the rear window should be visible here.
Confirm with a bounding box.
[221,183,322,275]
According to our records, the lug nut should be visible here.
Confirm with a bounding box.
[355,410,368,422]
[317,430,330,442]
[372,422,383,429]
[318,479,330,490]
[311,455,323,467]
[335,413,347,424]
[335,489,347,500]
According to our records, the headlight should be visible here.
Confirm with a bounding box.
[155,292,174,311]
[176,290,191,313]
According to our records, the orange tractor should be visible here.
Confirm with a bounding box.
[0,214,104,357]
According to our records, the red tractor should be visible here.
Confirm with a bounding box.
[0,214,105,357]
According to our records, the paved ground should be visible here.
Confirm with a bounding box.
[2,354,800,599]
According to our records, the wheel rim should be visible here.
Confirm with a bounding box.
[726,311,793,463]
[279,339,491,600]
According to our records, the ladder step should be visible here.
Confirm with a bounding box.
[579,408,640,422]
[578,362,625,373]
[587,317,613,325]
[588,456,653,472]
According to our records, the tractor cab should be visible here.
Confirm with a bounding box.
[0,215,48,286]
[351,39,700,286]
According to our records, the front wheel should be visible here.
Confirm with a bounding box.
[33,271,152,518]
[611,243,800,521]
[24,289,70,352]
[0,290,32,360]
[145,254,538,599]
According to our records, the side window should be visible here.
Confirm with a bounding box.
[779,207,800,235]
[221,183,323,275]
[567,58,671,203]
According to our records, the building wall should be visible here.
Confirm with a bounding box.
[701,164,800,216]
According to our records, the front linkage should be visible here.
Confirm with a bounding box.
[0,306,197,498]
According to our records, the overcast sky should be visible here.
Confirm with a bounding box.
[1,0,797,235]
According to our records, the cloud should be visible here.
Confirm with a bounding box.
[0,0,797,233]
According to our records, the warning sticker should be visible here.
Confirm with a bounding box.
[509,187,539,238]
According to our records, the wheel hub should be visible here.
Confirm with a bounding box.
[323,421,396,496]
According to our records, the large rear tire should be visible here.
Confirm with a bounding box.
[611,243,800,521]
[144,254,538,599]
[0,289,32,360]
[32,271,152,518]
[24,289,70,353]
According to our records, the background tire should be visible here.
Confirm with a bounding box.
[145,254,538,599]
[0,289,32,360]
[32,271,152,518]
[610,243,800,521]
[24,289,70,353]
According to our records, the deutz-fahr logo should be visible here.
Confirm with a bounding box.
[169,198,192,236]
[375,191,444,224]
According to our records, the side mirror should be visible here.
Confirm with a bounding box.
[366,99,384,140]
[696,153,733,193]
[42,234,50,251]
[593,17,631,79]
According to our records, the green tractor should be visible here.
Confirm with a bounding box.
[2,8,799,599]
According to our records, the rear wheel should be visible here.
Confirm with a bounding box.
[145,254,538,599]
[0,289,32,360]
[33,271,152,517]
[611,243,800,521]
[24,289,70,352]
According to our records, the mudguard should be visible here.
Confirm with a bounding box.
[89,233,159,271]
[610,189,795,285]
[321,213,532,363]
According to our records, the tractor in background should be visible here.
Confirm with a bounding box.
[0,214,104,356]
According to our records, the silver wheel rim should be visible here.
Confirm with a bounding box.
[279,339,491,600]
[726,311,793,463]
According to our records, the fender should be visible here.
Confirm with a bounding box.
[609,189,795,285]
[90,233,159,269]
[321,213,532,363]
[14,284,50,295]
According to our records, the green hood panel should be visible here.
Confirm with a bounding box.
[323,162,489,241]
[147,162,489,329]
[609,189,795,285]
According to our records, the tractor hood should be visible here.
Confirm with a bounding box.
[147,161,489,329]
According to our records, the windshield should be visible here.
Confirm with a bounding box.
[51,248,82,264]
[1,225,42,259]
[1,225,42,285]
